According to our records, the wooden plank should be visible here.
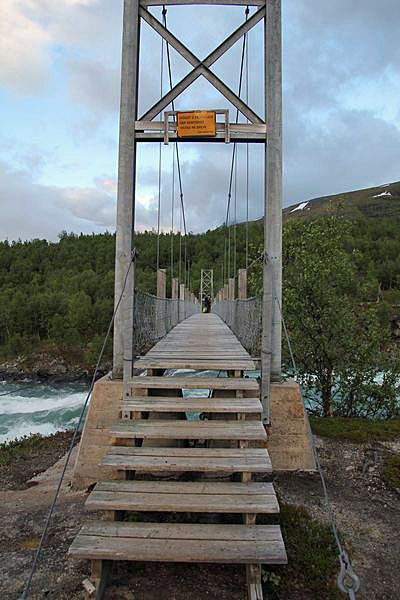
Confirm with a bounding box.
[69,522,287,564]
[70,536,286,564]
[126,376,259,390]
[86,486,279,513]
[121,397,262,413]
[78,521,283,541]
[134,361,256,370]
[106,447,269,457]
[110,420,267,440]
[94,480,275,495]
[102,449,272,473]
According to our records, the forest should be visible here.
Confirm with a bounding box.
[0,217,400,366]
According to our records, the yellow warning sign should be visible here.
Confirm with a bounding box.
[177,111,216,137]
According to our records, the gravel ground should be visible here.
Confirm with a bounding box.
[0,433,398,600]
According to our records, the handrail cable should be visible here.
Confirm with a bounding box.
[19,253,136,600]
[272,278,361,600]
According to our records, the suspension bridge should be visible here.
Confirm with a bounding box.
[66,1,316,598]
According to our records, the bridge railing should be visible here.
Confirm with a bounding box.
[133,289,200,354]
[212,296,262,357]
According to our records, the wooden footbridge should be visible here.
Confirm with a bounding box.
[69,0,293,597]
[70,313,287,598]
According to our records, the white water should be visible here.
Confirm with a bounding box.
[0,382,87,443]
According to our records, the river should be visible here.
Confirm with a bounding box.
[0,382,88,443]
[0,369,261,443]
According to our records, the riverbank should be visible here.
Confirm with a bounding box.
[0,353,104,383]
[0,427,399,599]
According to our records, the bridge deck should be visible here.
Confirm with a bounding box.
[134,313,256,371]
[69,312,286,599]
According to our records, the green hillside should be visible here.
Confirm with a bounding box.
[283,180,400,222]
[1,178,400,365]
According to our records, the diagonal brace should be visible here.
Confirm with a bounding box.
[139,6,264,123]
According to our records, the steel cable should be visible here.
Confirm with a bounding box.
[18,252,136,600]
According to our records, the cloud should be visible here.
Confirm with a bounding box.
[67,60,120,114]
[1,0,400,243]
[284,109,400,205]
[57,177,117,227]
[0,1,51,93]
[0,0,122,95]
[0,161,111,241]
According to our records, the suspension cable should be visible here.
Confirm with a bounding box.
[245,10,250,269]
[223,6,249,284]
[156,16,164,273]
[234,145,238,277]
[170,141,175,284]
[19,254,135,600]
[162,7,188,288]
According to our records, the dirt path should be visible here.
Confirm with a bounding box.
[0,435,398,600]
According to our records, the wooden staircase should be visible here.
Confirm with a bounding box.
[69,315,287,599]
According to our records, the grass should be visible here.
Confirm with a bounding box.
[260,501,343,599]
[0,433,48,467]
[383,454,400,490]
[310,416,400,443]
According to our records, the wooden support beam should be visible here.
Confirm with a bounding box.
[246,564,263,600]
[261,0,282,423]
[89,559,113,600]
[141,1,265,6]
[113,0,140,378]
[139,6,265,123]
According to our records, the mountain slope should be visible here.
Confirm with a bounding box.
[246,181,400,225]
[283,180,400,222]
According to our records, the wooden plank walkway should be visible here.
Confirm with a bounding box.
[69,313,287,599]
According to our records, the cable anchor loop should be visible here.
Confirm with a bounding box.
[337,551,360,599]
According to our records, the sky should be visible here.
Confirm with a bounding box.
[0,0,399,242]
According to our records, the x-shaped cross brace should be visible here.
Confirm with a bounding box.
[139,5,265,123]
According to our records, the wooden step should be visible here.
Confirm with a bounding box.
[134,358,256,370]
[121,396,262,414]
[86,480,279,514]
[110,419,267,441]
[69,521,287,564]
[126,376,259,391]
[101,446,272,473]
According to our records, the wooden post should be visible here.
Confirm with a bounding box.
[172,277,179,326]
[156,269,167,337]
[238,269,247,300]
[262,0,282,423]
[157,268,166,298]
[179,283,185,321]
[113,0,140,379]
[224,284,229,300]
[229,277,235,300]
[172,277,179,299]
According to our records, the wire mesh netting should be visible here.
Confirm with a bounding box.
[212,296,262,357]
[132,289,200,354]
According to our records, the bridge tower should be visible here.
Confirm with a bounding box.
[200,269,214,311]
[112,0,282,422]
